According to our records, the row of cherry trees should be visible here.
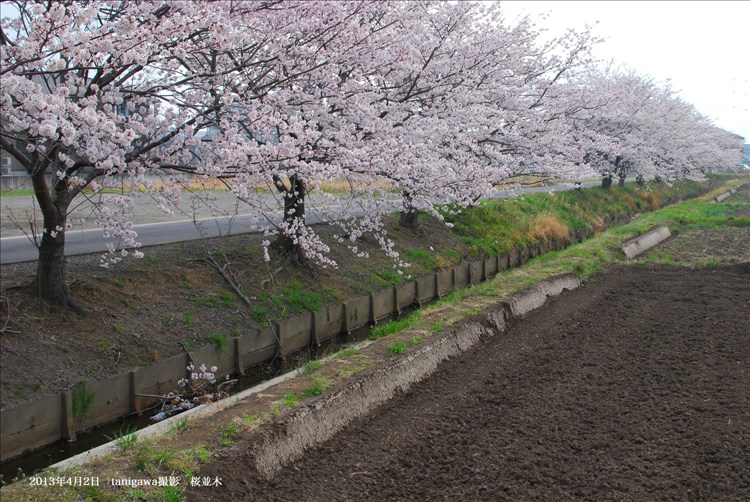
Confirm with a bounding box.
[1,1,743,309]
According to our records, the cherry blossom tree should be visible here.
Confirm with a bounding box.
[0,0,338,308]
[563,68,743,187]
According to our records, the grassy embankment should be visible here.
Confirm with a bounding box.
[371,175,748,338]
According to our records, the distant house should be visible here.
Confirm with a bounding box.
[0,145,31,190]
[0,148,25,176]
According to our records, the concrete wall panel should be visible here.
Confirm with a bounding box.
[436,269,454,296]
[344,296,371,332]
[79,374,130,431]
[242,344,278,368]
[279,313,313,352]
[469,260,483,284]
[371,289,394,321]
[397,281,416,309]
[484,256,498,277]
[498,254,510,272]
[509,249,521,268]
[0,394,62,461]
[453,263,468,288]
[137,353,188,406]
[416,275,436,303]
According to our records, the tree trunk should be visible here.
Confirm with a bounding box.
[37,217,71,308]
[270,174,312,271]
[30,164,80,310]
[399,208,419,229]
[618,174,626,187]
[601,174,613,189]
[399,191,419,230]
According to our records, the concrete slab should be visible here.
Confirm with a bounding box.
[714,192,732,203]
[503,274,581,318]
[622,226,671,259]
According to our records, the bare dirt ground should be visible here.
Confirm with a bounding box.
[192,262,750,501]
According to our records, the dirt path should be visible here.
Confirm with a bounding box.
[192,263,750,501]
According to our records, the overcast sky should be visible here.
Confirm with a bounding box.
[501,1,750,142]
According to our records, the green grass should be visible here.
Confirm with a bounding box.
[336,362,372,380]
[240,414,257,426]
[442,178,710,257]
[370,311,423,340]
[218,290,237,308]
[190,290,240,310]
[281,280,325,313]
[105,424,138,451]
[388,341,408,356]
[195,446,211,463]
[250,306,267,323]
[134,443,176,475]
[303,359,324,372]
[409,336,424,345]
[157,485,182,502]
[371,268,403,288]
[71,381,94,421]
[0,189,36,197]
[192,294,218,308]
[170,417,190,433]
[302,374,330,397]
[219,422,238,447]
[208,333,227,351]
[331,347,361,360]
[282,392,299,407]
[403,248,436,271]
[258,280,327,316]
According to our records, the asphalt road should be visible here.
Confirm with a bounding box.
[0,181,602,264]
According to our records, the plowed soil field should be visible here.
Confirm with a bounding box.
[193,263,750,501]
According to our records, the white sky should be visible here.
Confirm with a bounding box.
[501,1,750,142]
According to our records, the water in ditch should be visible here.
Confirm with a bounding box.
[0,317,388,485]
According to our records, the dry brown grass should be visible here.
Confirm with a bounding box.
[135,176,394,193]
[529,213,570,246]
[434,254,455,270]
[644,192,661,211]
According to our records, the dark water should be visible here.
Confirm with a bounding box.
[0,321,377,485]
